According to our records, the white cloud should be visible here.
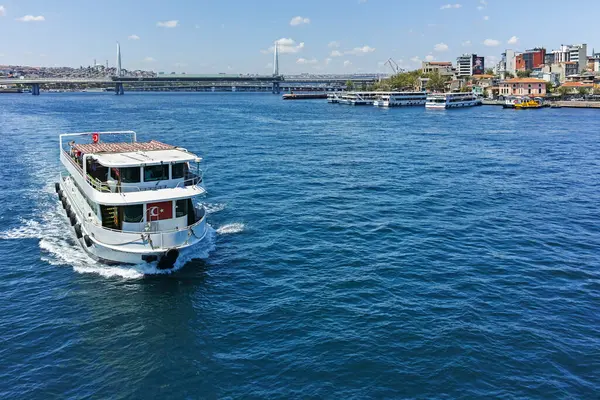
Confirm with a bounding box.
[128,34,140,40]
[434,42,449,52]
[324,58,332,65]
[343,60,352,68]
[410,56,421,63]
[0,6,6,16]
[462,40,471,47]
[345,45,375,55]
[157,20,178,28]
[16,15,45,22]
[483,39,500,47]
[296,57,318,65]
[330,50,343,57]
[477,6,484,10]
[261,38,305,54]
[440,4,462,9]
[290,16,310,26]
[142,57,156,62]
[425,55,435,61]
[507,36,519,45]
[483,15,489,21]
[328,41,340,48]
[480,0,487,4]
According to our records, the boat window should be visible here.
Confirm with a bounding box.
[172,163,185,179]
[144,164,169,182]
[123,204,144,223]
[175,199,188,218]
[119,167,141,183]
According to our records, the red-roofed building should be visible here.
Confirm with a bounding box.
[559,82,595,94]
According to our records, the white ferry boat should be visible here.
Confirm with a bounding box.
[327,92,341,103]
[425,92,482,109]
[339,91,379,105]
[373,91,427,107]
[55,131,208,269]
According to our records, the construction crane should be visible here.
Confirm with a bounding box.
[384,58,404,74]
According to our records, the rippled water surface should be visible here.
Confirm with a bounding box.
[1,93,599,398]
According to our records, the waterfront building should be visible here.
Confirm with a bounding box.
[515,48,546,71]
[421,61,455,77]
[456,54,484,77]
[559,81,595,94]
[499,78,547,97]
[550,44,588,72]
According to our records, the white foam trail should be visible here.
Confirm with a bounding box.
[203,202,226,214]
[216,223,245,235]
[0,218,44,239]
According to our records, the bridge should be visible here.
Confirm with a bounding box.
[0,43,382,95]
[0,74,380,95]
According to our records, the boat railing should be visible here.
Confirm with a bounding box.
[63,150,203,193]
[83,207,207,250]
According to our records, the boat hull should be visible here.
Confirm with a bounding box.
[426,100,482,109]
[57,178,208,269]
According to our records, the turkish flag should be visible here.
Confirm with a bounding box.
[147,201,172,221]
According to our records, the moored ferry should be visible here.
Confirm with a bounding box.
[339,91,379,105]
[425,92,482,109]
[55,131,208,269]
[373,91,427,107]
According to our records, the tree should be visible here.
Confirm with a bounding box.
[557,86,570,98]
[485,68,494,75]
[345,80,354,91]
[594,86,600,95]
[545,81,555,93]
[577,87,589,96]
[425,71,449,92]
[516,70,532,78]
[504,71,515,79]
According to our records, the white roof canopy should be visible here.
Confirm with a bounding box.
[92,149,201,168]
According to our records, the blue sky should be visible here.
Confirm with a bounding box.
[0,0,598,74]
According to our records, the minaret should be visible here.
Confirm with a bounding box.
[273,41,279,76]
[116,42,122,77]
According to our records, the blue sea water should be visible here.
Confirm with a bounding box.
[0,93,599,399]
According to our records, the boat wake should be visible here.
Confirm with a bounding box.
[216,223,245,235]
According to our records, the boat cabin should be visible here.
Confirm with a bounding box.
[65,140,202,193]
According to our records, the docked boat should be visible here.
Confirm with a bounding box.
[339,91,379,105]
[514,98,543,109]
[327,92,341,103]
[425,92,482,109]
[373,91,427,107]
[502,96,523,109]
[55,131,209,269]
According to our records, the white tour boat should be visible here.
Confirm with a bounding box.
[425,92,482,109]
[55,131,209,269]
[373,91,427,107]
[327,92,341,103]
[339,91,379,105]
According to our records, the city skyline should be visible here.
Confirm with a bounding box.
[0,0,599,74]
